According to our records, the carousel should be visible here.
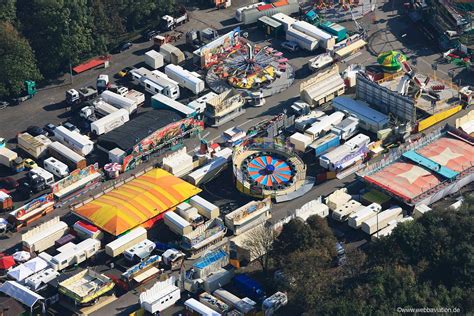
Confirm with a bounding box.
[206,41,294,97]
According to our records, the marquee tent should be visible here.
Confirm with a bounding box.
[74,168,202,235]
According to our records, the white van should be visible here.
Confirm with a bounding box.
[30,167,55,186]
[43,157,69,178]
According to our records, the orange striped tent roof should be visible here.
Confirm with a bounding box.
[74,168,202,236]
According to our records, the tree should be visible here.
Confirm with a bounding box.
[0,22,42,98]
[242,224,275,273]
[0,0,16,23]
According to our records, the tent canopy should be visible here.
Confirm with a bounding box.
[0,256,15,270]
[0,281,44,308]
[75,168,201,236]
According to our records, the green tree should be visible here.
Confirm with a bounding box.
[0,22,42,98]
[0,0,17,23]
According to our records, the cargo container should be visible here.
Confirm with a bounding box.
[304,111,345,141]
[165,64,205,95]
[124,89,145,107]
[160,43,185,65]
[233,274,266,302]
[331,116,359,140]
[17,133,51,159]
[144,50,164,69]
[286,27,319,51]
[289,132,312,151]
[151,93,195,117]
[361,207,403,235]
[92,99,119,116]
[189,195,220,219]
[21,217,68,253]
[348,203,381,229]
[105,226,147,257]
[48,141,87,170]
[319,21,347,42]
[54,126,94,156]
[292,21,335,50]
[0,191,13,212]
[164,211,193,235]
[271,12,297,31]
[90,109,129,136]
[186,156,229,186]
[308,133,340,157]
[0,147,24,173]
[332,200,364,222]
[100,90,138,114]
[334,39,367,60]
[236,2,266,22]
[213,288,242,308]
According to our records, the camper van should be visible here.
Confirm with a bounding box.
[43,157,69,178]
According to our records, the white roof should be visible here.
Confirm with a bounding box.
[293,21,332,40]
[185,298,221,316]
[0,281,44,308]
[302,74,345,101]
[290,132,312,143]
[7,257,48,281]
[140,277,178,304]
[164,211,191,229]
[151,94,195,116]
[332,97,389,125]
[145,50,163,59]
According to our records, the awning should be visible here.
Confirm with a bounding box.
[0,281,44,308]
[74,168,201,236]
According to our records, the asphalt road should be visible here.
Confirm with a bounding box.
[0,1,472,315]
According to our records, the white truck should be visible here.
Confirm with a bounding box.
[54,125,94,156]
[90,109,129,136]
[286,27,319,51]
[361,207,403,235]
[100,90,138,114]
[164,64,205,95]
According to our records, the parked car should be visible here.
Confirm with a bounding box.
[143,29,159,41]
[26,126,47,137]
[44,123,56,136]
[281,41,299,52]
[0,177,19,190]
[117,67,134,78]
[23,159,38,170]
[116,42,133,53]
[63,122,80,133]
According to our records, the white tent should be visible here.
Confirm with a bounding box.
[23,257,48,274]
[7,265,34,282]
[13,251,31,263]
[0,281,44,311]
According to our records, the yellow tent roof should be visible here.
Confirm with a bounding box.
[75,168,202,235]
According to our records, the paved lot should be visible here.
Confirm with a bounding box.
[0,0,472,315]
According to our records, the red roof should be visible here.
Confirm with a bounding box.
[257,4,274,10]
[73,56,110,74]
[76,220,99,232]
[273,0,289,7]
[0,256,15,270]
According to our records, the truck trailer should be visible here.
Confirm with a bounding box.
[100,90,138,114]
[151,93,195,117]
[0,147,24,173]
[164,211,193,235]
[165,64,205,95]
[48,142,87,170]
[361,207,403,235]
[292,21,335,50]
[90,109,129,136]
[17,133,51,159]
[22,217,68,253]
[286,27,319,51]
[348,203,381,229]
[308,133,340,157]
[54,126,94,156]
[189,195,220,220]
[105,226,147,257]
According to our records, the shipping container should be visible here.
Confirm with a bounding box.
[271,12,297,31]
[54,126,94,156]
[319,21,347,42]
[308,133,340,157]
[144,50,164,69]
[233,274,266,302]
[286,27,319,51]
[189,195,220,219]
[361,207,403,235]
[160,44,185,65]
[48,141,87,170]
[105,226,147,257]
[165,64,205,95]
[240,0,299,25]
[292,21,335,50]
[164,211,193,235]
[184,298,219,316]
